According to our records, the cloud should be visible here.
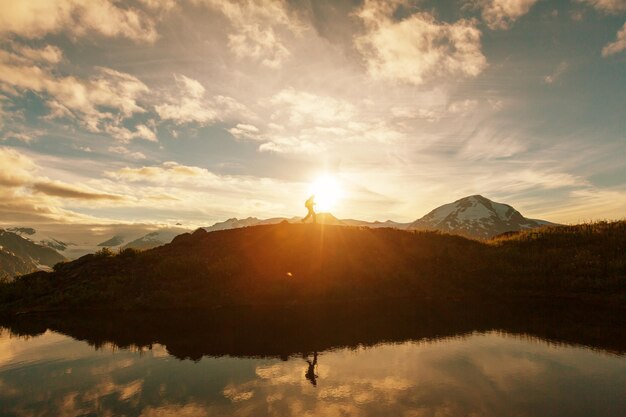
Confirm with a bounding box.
[268,88,356,126]
[108,146,147,160]
[228,123,261,140]
[543,61,568,84]
[107,161,221,184]
[0,147,125,201]
[0,0,158,42]
[0,147,36,187]
[258,136,326,154]
[459,131,528,160]
[576,0,626,14]
[0,48,153,142]
[227,88,407,154]
[354,0,487,85]
[155,74,248,125]
[104,124,158,143]
[32,180,125,201]
[195,0,301,68]
[469,0,538,30]
[0,147,130,224]
[391,99,479,122]
[11,44,64,64]
[602,23,626,57]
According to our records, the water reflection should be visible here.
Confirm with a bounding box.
[0,299,624,416]
[304,352,318,387]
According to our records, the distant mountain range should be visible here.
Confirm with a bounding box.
[0,229,67,281]
[0,195,555,279]
[7,227,73,251]
[121,229,188,250]
[197,195,553,240]
[202,214,411,233]
[97,235,125,247]
[97,195,554,251]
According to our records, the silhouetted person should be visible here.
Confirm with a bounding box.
[305,352,318,386]
[302,194,316,224]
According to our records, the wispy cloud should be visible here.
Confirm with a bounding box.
[156,74,248,125]
[0,47,151,142]
[0,0,158,42]
[32,180,125,201]
[194,0,301,68]
[576,0,626,14]
[468,0,538,30]
[543,61,569,84]
[602,22,626,57]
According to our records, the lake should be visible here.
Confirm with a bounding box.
[0,300,624,416]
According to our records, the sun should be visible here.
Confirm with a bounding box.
[308,175,342,212]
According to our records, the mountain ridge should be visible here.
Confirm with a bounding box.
[409,195,555,239]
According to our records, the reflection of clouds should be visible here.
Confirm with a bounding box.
[207,333,626,416]
[1,330,626,416]
[223,384,255,402]
[141,403,209,417]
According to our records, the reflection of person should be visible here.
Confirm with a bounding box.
[305,352,318,387]
[302,194,316,224]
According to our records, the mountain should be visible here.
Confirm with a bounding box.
[204,217,265,232]
[0,247,38,282]
[97,235,125,247]
[0,229,65,268]
[7,227,73,252]
[122,228,189,250]
[409,195,555,239]
[201,213,407,233]
[341,219,411,229]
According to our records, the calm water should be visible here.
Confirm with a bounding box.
[0,302,625,416]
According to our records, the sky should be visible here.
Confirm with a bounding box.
[0,0,625,232]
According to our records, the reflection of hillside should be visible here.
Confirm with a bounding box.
[2,299,624,360]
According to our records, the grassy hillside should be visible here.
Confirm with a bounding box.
[0,221,624,312]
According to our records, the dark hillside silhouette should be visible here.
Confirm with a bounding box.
[0,221,624,313]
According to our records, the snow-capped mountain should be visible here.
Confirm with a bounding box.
[408,195,555,239]
[97,235,126,247]
[341,219,411,229]
[201,214,413,232]
[203,217,266,232]
[0,229,65,277]
[122,228,190,250]
[7,227,74,252]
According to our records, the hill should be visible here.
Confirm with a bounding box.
[409,195,555,239]
[0,220,623,313]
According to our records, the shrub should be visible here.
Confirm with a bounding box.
[118,247,140,258]
[94,247,114,258]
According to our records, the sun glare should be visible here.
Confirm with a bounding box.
[309,175,342,212]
